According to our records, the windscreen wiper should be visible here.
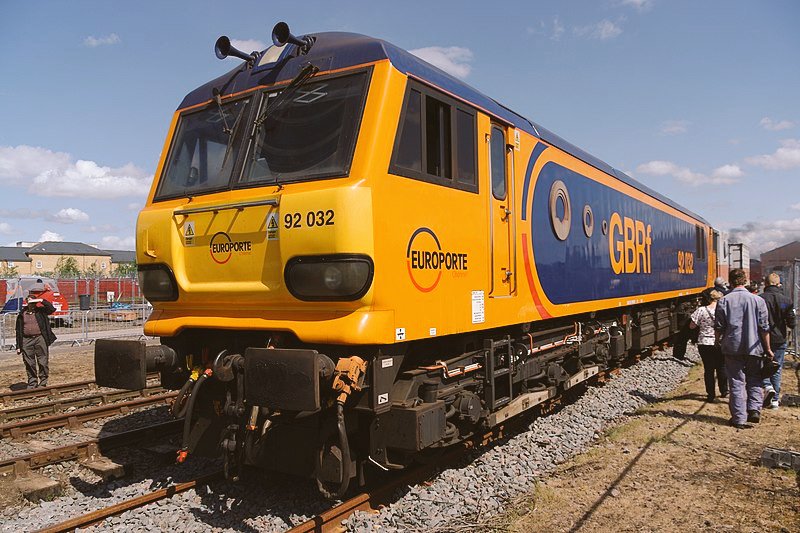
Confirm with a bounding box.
[254,63,319,128]
[221,102,247,171]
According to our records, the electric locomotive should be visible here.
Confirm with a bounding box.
[96,23,722,497]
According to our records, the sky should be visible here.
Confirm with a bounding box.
[0,0,798,256]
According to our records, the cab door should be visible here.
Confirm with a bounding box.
[488,124,515,296]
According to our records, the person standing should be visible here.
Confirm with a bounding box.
[760,272,796,409]
[714,268,772,429]
[14,283,57,389]
[690,290,727,402]
[672,299,695,360]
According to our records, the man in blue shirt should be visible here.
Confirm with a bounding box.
[714,268,772,429]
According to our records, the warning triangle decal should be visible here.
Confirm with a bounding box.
[268,217,278,229]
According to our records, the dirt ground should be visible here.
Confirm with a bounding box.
[498,357,800,533]
[0,344,97,390]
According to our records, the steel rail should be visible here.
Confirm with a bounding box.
[34,470,223,533]
[1,373,160,406]
[0,419,183,476]
[0,384,168,423]
[0,391,178,439]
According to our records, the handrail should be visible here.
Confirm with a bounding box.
[173,198,279,216]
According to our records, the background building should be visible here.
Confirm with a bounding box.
[0,241,135,277]
[760,241,800,275]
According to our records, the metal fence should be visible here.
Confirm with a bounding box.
[0,304,152,350]
[0,277,143,309]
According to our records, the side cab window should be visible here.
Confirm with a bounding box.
[390,81,477,193]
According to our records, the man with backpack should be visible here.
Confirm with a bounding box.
[760,272,796,409]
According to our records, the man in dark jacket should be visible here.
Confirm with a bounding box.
[760,272,796,409]
[15,283,57,389]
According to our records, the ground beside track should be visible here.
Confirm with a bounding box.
[0,341,157,390]
[499,356,800,533]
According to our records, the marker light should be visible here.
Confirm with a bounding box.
[138,264,179,302]
[285,255,373,301]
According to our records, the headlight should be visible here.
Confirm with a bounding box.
[138,264,178,302]
[285,255,373,301]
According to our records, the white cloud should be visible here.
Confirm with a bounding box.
[745,139,800,170]
[0,222,11,235]
[552,17,565,40]
[791,202,800,211]
[710,164,744,180]
[100,235,136,249]
[728,218,800,257]
[39,231,64,242]
[52,208,89,223]
[619,0,654,10]
[409,46,473,79]
[574,19,624,40]
[526,18,564,40]
[84,224,118,233]
[0,145,151,199]
[229,39,267,54]
[127,202,142,211]
[83,33,121,47]
[759,117,795,131]
[636,160,741,186]
[660,120,689,135]
[0,207,90,224]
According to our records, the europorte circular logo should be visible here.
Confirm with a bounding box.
[405,227,468,292]
[209,232,253,264]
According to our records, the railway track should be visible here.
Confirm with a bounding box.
[0,419,183,477]
[0,384,168,423]
[19,360,640,532]
[0,391,178,439]
[34,471,223,533]
[0,372,160,407]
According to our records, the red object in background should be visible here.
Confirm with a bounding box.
[27,282,70,317]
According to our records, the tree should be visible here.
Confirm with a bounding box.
[0,263,19,278]
[112,263,137,278]
[55,256,81,278]
[83,261,103,278]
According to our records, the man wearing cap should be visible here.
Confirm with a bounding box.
[702,276,730,304]
[15,283,57,389]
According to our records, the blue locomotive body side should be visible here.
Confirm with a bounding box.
[528,161,707,305]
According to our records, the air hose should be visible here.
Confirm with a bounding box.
[171,377,195,418]
[316,402,351,499]
[176,368,212,463]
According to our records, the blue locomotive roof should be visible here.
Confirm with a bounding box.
[181,31,707,224]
